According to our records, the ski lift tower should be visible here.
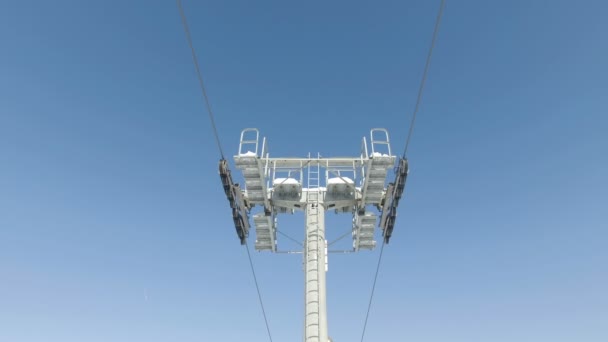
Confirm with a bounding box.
[220,128,409,342]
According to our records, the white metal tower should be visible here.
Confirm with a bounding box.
[220,128,409,342]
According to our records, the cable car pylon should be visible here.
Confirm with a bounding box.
[220,128,408,342]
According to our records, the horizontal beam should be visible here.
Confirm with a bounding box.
[235,156,369,168]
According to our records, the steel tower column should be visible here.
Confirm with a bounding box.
[304,189,328,342]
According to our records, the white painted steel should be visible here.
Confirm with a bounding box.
[232,128,398,341]
[304,190,328,342]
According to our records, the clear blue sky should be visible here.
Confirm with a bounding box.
[1,1,607,341]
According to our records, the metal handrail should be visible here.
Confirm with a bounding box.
[370,128,391,156]
[238,128,259,155]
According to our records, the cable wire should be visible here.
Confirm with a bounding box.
[402,0,446,158]
[360,4,447,340]
[328,229,352,247]
[176,0,225,159]
[277,229,304,247]
[177,2,273,341]
[246,242,274,342]
[359,239,386,342]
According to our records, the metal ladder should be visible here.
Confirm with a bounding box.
[307,153,320,191]
[305,153,322,342]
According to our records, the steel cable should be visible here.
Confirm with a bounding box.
[176,1,273,341]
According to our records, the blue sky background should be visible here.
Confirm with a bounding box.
[1,0,607,341]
